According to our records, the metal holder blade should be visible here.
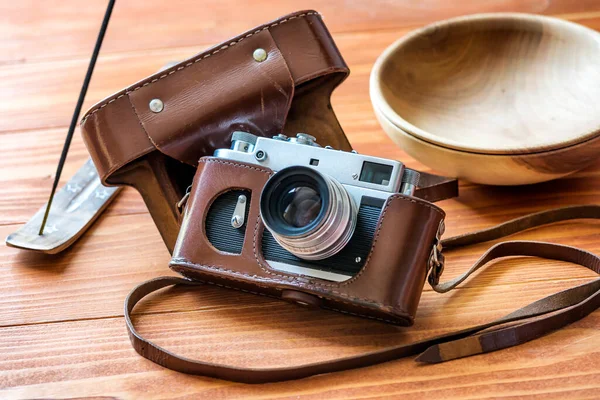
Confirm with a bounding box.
[6,159,121,254]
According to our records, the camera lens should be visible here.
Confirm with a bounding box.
[280,186,322,228]
[260,166,358,260]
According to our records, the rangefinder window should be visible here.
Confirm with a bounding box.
[359,162,393,185]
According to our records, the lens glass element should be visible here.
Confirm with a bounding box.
[280,186,322,228]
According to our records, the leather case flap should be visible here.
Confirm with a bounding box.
[129,30,294,166]
[80,11,349,185]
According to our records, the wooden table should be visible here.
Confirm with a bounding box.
[1,1,599,398]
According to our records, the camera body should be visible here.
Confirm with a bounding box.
[209,132,420,282]
[170,132,444,325]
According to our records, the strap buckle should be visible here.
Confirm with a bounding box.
[176,185,193,214]
[428,220,445,287]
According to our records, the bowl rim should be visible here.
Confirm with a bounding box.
[370,12,600,155]
[373,107,581,185]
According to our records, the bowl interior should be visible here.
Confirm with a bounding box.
[375,14,600,154]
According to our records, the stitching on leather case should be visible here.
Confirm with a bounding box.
[126,95,159,149]
[171,264,410,324]
[198,157,274,174]
[322,306,407,325]
[171,258,408,313]
[81,12,319,123]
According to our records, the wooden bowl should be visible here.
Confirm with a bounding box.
[371,13,600,185]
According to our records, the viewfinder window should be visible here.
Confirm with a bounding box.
[359,162,393,185]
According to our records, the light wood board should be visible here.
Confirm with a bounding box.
[1,1,599,398]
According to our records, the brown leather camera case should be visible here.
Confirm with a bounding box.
[81,11,353,253]
[170,157,445,324]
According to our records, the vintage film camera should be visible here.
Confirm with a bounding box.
[207,132,420,282]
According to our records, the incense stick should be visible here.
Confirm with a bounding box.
[39,0,116,235]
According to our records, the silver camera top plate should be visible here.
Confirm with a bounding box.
[214,133,405,202]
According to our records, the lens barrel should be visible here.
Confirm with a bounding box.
[260,166,358,260]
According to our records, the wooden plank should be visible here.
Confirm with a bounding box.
[3,1,600,396]
[0,213,170,327]
[0,178,144,226]
[1,206,598,327]
[0,28,406,133]
[5,14,600,133]
[3,0,600,64]
[0,309,597,398]
[0,127,146,225]
[1,117,599,227]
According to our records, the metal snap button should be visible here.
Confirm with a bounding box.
[149,98,164,113]
[281,290,321,308]
[253,48,268,62]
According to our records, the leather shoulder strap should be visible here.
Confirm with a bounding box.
[124,205,600,383]
[413,170,458,203]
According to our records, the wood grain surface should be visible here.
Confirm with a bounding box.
[1,1,599,398]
